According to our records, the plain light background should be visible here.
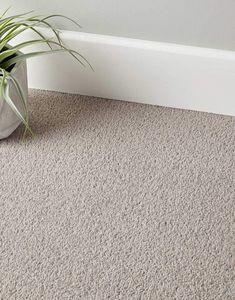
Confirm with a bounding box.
[2,0,235,50]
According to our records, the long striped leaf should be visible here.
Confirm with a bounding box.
[0,39,52,62]
[1,49,71,70]
[0,11,34,23]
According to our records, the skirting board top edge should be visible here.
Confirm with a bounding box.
[40,28,235,60]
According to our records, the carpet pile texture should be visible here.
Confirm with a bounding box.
[0,90,234,299]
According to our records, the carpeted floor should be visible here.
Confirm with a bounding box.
[0,89,234,299]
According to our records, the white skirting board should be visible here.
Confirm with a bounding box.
[19,29,235,116]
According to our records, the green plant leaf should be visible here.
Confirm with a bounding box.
[1,48,86,70]
[0,39,52,62]
[0,11,34,23]
[40,14,82,28]
[0,7,11,19]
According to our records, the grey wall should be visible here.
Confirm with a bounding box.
[2,0,235,50]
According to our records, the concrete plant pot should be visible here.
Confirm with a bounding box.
[0,59,28,139]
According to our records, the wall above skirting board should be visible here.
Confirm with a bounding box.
[17,29,235,116]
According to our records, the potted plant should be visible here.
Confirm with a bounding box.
[0,8,90,139]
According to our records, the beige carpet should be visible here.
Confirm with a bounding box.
[0,89,234,299]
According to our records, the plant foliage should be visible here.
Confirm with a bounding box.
[0,8,90,137]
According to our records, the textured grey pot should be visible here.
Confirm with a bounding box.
[0,60,28,139]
